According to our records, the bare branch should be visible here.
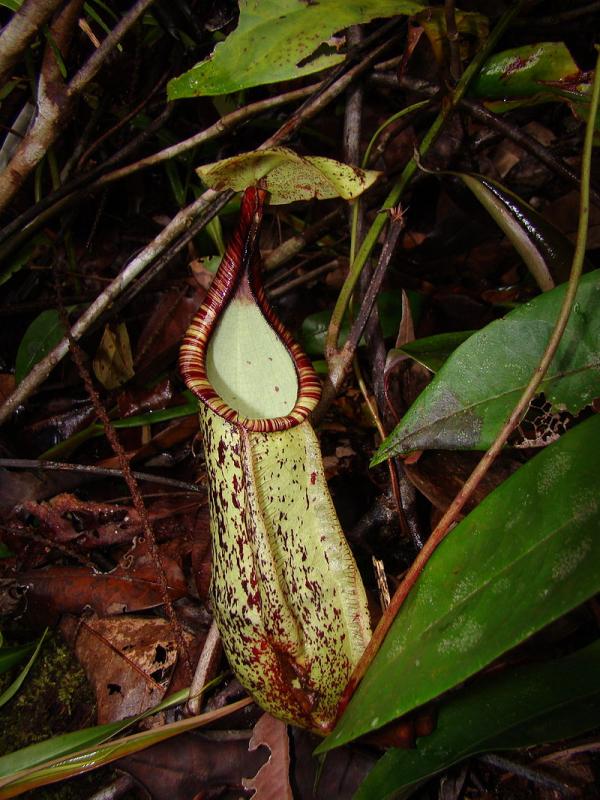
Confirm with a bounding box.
[0,0,154,213]
[0,39,394,425]
[0,0,64,85]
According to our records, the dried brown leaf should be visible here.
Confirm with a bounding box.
[243,713,293,800]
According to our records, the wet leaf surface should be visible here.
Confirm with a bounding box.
[374,271,600,461]
[322,415,600,749]
[355,639,600,799]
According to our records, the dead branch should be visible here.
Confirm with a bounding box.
[0,0,154,213]
[0,0,64,85]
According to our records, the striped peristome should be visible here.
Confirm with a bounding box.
[180,187,371,733]
[180,187,321,432]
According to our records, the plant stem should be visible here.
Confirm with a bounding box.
[0,37,395,426]
[340,43,600,712]
[0,458,201,493]
[0,0,64,85]
[325,1,525,366]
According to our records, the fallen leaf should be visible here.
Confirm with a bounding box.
[117,732,266,799]
[243,713,293,800]
[61,615,196,723]
[93,322,135,390]
[18,551,187,622]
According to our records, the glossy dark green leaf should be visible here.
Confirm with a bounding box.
[458,173,575,289]
[373,271,600,462]
[355,639,600,800]
[15,310,67,384]
[387,331,475,374]
[471,42,598,129]
[319,415,600,751]
[167,0,423,98]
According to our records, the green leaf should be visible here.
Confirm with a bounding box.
[387,331,476,374]
[38,399,199,461]
[0,543,13,560]
[15,310,67,385]
[167,0,424,99]
[373,270,600,461]
[355,639,600,800]
[0,234,50,289]
[0,630,47,710]
[319,414,600,751]
[0,684,194,780]
[0,694,245,798]
[0,644,35,676]
[196,148,380,205]
[300,290,424,356]
[471,42,599,130]
[457,173,575,290]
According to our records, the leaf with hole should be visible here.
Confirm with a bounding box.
[373,270,600,462]
[196,148,380,205]
[355,639,600,800]
[167,0,424,98]
[319,414,600,750]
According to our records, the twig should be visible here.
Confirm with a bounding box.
[269,259,341,298]
[187,619,222,716]
[386,73,600,208]
[314,213,405,419]
[343,27,364,172]
[0,36,396,425]
[0,0,155,213]
[94,83,322,187]
[0,104,173,254]
[0,82,325,260]
[444,0,462,82]
[0,458,202,493]
[53,266,194,680]
[325,2,525,369]
[0,0,64,85]
[263,208,341,270]
[0,189,227,425]
[340,43,600,711]
[479,754,579,796]
[514,0,600,25]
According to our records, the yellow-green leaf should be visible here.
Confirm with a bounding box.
[196,148,380,205]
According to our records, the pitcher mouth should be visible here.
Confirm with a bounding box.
[179,187,321,432]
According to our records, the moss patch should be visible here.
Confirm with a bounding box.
[0,630,108,798]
